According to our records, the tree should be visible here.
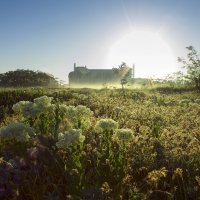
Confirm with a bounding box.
[163,71,186,88]
[112,62,131,88]
[0,69,59,87]
[178,46,200,90]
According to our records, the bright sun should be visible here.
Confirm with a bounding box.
[106,31,177,78]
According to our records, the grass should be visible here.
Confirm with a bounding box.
[0,86,200,199]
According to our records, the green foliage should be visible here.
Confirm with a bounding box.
[0,69,59,87]
[0,122,34,143]
[178,46,200,90]
[0,88,200,199]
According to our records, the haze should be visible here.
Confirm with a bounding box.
[0,0,200,82]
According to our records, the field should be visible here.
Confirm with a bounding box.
[0,87,200,199]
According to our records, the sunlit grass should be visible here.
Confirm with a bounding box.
[0,86,200,199]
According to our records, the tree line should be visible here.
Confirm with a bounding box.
[0,69,59,87]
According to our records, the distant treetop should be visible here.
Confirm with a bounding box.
[0,69,59,87]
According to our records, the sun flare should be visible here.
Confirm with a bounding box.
[107,31,177,78]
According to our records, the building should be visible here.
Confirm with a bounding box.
[68,63,134,85]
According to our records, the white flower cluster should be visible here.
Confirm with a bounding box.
[12,101,35,118]
[76,105,93,130]
[76,105,92,119]
[12,96,53,118]
[60,105,77,124]
[56,129,85,149]
[33,96,53,109]
[12,96,93,133]
[59,105,93,131]
[95,118,118,132]
[0,123,35,143]
[113,129,134,143]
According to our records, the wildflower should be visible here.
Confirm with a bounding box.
[0,123,35,143]
[100,182,112,195]
[56,129,85,149]
[63,105,78,125]
[12,101,37,117]
[12,101,31,113]
[147,167,168,185]
[59,105,93,130]
[77,94,88,100]
[76,105,93,130]
[59,104,71,113]
[113,129,134,143]
[13,96,53,118]
[33,96,53,109]
[95,118,118,133]
[76,105,93,119]
[46,104,56,115]
[174,168,183,177]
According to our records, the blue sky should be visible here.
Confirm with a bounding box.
[0,0,200,82]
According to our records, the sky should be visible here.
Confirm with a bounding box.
[0,0,200,82]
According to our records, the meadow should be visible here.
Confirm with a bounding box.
[0,87,200,200]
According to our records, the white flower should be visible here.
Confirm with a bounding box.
[95,119,118,132]
[60,105,93,131]
[13,96,53,118]
[13,101,37,117]
[76,105,93,130]
[33,96,53,109]
[0,123,35,143]
[12,101,31,113]
[76,105,93,119]
[113,129,134,143]
[46,104,56,114]
[56,129,85,149]
[63,105,78,125]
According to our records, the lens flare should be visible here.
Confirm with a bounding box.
[107,31,177,78]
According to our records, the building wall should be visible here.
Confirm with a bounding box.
[68,65,132,84]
